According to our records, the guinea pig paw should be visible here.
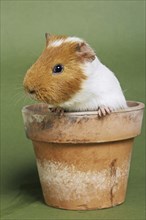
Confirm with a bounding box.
[50,107,65,116]
[97,106,112,117]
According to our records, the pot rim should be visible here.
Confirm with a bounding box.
[22,101,145,116]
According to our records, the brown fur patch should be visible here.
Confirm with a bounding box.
[76,42,95,62]
[23,38,87,105]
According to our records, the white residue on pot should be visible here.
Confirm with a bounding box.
[32,114,45,123]
[36,159,130,202]
[22,113,45,126]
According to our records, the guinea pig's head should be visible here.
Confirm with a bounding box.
[23,33,96,106]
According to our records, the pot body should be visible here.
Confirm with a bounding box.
[22,101,144,210]
[33,139,133,210]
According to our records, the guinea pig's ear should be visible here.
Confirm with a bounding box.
[76,42,96,62]
[45,33,52,46]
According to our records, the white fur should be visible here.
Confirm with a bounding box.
[48,37,83,48]
[65,37,83,44]
[49,39,64,47]
[60,57,127,111]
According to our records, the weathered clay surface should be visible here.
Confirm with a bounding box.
[22,101,144,143]
[33,139,133,210]
[22,101,144,210]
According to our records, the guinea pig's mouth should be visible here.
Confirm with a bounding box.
[24,85,54,104]
[29,93,38,100]
[25,88,48,103]
[26,91,38,101]
[24,87,38,101]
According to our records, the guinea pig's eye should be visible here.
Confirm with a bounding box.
[52,64,64,74]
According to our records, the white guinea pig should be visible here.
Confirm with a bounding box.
[23,33,127,116]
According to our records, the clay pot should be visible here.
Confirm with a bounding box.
[22,101,144,210]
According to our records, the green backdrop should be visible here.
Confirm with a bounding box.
[1,1,145,220]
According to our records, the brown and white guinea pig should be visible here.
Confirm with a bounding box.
[23,33,127,116]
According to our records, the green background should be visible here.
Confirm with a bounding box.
[1,1,145,219]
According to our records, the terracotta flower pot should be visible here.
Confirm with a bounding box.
[22,101,144,210]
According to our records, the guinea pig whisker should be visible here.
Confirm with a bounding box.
[14,87,24,91]
[13,92,27,106]
[21,95,28,106]
[123,89,128,94]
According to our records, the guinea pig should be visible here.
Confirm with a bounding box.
[23,33,127,116]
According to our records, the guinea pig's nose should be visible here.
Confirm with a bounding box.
[24,84,36,94]
[23,76,36,95]
[28,89,36,94]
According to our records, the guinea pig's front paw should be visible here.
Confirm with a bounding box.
[97,106,112,117]
[49,107,65,116]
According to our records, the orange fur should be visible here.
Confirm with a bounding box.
[23,35,88,105]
